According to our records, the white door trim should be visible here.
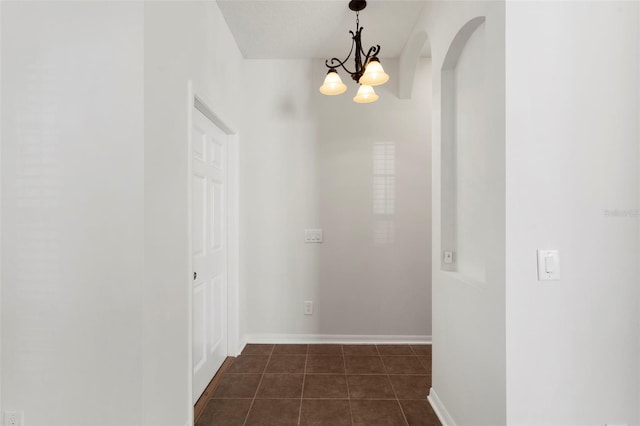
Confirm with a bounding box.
[186,81,240,423]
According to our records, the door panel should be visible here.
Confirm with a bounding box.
[192,107,228,403]
[210,275,225,351]
[192,283,206,371]
[212,181,224,251]
[192,175,206,256]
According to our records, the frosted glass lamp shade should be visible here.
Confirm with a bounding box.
[353,84,378,103]
[319,69,347,95]
[359,58,389,86]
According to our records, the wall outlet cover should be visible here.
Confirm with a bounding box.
[3,412,24,426]
[304,301,313,315]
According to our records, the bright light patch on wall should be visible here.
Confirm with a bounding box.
[374,219,395,246]
[373,142,395,245]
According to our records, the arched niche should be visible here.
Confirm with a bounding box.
[440,16,487,284]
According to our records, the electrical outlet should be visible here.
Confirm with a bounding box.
[443,251,453,264]
[304,301,313,315]
[4,411,23,426]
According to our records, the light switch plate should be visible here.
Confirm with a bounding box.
[304,229,323,243]
[537,249,560,281]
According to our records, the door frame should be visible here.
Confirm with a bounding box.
[186,81,240,423]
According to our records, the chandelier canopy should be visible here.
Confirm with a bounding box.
[319,0,389,103]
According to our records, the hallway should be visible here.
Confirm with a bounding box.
[2,1,639,425]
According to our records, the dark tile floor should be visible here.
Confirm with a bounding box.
[196,344,441,426]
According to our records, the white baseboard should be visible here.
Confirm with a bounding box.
[428,388,456,426]
[237,337,249,356]
[242,334,431,346]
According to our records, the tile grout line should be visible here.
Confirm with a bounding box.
[409,344,417,356]
[377,345,410,426]
[386,360,410,425]
[376,344,388,373]
[296,344,309,426]
[241,344,274,426]
[342,344,355,426]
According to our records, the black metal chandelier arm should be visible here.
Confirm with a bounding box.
[324,33,357,74]
[325,57,356,76]
[363,45,381,62]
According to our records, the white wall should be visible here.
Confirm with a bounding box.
[143,2,243,425]
[415,1,506,424]
[637,6,640,421]
[505,1,640,425]
[1,2,144,424]
[240,58,432,341]
[1,1,4,415]
[1,1,245,424]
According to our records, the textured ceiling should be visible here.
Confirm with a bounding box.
[216,0,429,60]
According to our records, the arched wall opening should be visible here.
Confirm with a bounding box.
[440,16,487,284]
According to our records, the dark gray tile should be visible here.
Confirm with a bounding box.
[389,375,431,399]
[256,374,304,399]
[266,354,306,373]
[417,356,432,372]
[195,399,252,426]
[226,355,269,374]
[351,399,406,426]
[212,374,261,399]
[382,356,429,374]
[343,345,378,356]
[347,375,396,399]
[242,344,274,356]
[303,375,348,399]
[377,345,415,356]
[244,399,300,425]
[345,356,386,374]
[410,345,432,356]
[308,344,343,355]
[300,399,352,426]
[400,400,442,425]
[306,355,345,374]
[273,344,308,355]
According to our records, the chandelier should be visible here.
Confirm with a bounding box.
[319,0,389,103]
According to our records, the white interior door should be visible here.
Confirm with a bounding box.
[191,107,228,403]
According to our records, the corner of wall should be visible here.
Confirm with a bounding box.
[428,389,457,426]
[637,3,640,420]
[0,0,3,417]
